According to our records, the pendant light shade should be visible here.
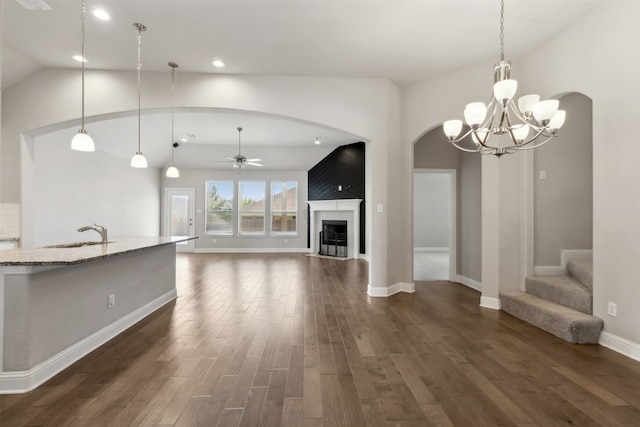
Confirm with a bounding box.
[166,165,179,178]
[71,129,95,151]
[71,1,95,152]
[131,152,148,168]
[131,22,148,168]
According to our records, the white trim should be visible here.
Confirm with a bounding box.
[0,289,177,394]
[533,250,593,277]
[414,247,449,253]
[457,275,482,292]
[307,199,362,260]
[367,282,415,297]
[480,296,501,310]
[533,266,566,276]
[561,249,592,268]
[599,331,640,363]
[193,247,308,254]
[359,253,371,262]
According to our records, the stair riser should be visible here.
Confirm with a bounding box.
[525,277,592,315]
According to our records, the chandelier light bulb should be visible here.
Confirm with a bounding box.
[493,79,518,104]
[71,129,95,152]
[464,102,487,127]
[443,120,463,139]
[517,94,540,116]
[532,99,560,123]
[131,152,147,168]
[511,124,530,143]
[547,110,566,130]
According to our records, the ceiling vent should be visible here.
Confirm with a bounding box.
[16,0,52,11]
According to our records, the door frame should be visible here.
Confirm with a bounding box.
[413,169,457,281]
[164,187,196,253]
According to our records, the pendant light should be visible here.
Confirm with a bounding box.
[131,22,148,168]
[166,62,180,178]
[71,0,95,152]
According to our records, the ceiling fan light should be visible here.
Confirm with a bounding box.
[131,152,147,168]
[71,129,95,151]
[166,165,179,177]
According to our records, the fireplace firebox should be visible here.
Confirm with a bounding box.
[319,220,347,257]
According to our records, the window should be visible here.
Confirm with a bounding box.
[205,181,233,235]
[271,182,297,234]
[238,181,265,235]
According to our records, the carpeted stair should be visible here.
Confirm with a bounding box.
[500,258,603,344]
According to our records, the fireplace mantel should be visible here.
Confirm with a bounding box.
[307,199,362,259]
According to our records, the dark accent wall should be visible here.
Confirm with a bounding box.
[308,142,366,253]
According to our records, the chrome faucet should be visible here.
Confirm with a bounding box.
[77,223,108,244]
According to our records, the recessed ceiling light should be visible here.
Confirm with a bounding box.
[212,59,225,68]
[92,9,110,21]
[314,137,321,145]
[73,55,87,63]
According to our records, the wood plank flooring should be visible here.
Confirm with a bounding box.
[1,253,640,426]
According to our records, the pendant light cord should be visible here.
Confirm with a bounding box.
[170,64,176,164]
[499,0,505,62]
[80,0,86,130]
[136,27,143,153]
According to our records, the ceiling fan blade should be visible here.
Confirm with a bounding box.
[246,162,264,167]
[245,158,261,162]
[224,156,237,161]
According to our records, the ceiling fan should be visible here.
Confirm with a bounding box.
[216,127,263,168]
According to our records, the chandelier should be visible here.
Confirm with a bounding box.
[442,0,566,157]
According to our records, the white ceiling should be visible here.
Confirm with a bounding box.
[2,0,603,170]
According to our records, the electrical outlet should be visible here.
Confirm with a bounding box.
[539,170,546,180]
[108,294,115,308]
[607,302,617,317]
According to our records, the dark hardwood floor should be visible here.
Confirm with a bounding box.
[1,253,639,426]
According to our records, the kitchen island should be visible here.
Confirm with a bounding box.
[0,236,195,394]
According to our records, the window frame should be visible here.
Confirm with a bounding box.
[205,180,234,236]
[270,181,298,236]
[238,181,266,236]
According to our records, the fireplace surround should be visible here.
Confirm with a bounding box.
[307,199,362,259]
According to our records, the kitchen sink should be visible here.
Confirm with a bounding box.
[43,241,112,249]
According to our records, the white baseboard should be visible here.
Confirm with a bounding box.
[457,275,482,292]
[480,296,501,310]
[193,247,308,254]
[534,249,593,276]
[599,331,640,363]
[561,249,592,268]
[0,289,177,394]
[414,247,449,253]
[533,266,566,276]
[367,282,415,297]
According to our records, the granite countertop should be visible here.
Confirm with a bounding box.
[0,236,197,266]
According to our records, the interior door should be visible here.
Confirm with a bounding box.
[165,188,195,253]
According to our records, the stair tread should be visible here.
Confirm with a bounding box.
[500,291,603,344]
[525,275,592,314]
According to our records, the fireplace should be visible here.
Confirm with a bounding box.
[320,220,347,257]
[307,199,362,259]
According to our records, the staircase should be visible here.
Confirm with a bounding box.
[500,258,603,344]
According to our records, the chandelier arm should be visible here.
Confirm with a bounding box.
[449,141,494,154]
[513,128,551,148]
[513,135,556,151]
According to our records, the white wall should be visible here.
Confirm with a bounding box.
[413,173,450,248]
[403,1,640,347]
[1,71,403,290]
[518,1,640,346]
[32,129,159,247]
